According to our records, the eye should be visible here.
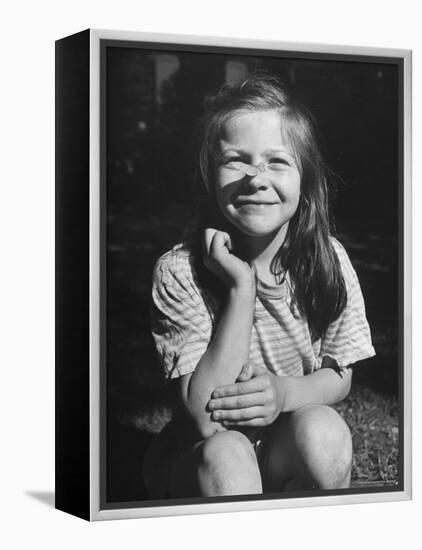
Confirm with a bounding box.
[223,156,242,164]
[269,158,289,165]
[221,157,245,170]
[268,158,289,171]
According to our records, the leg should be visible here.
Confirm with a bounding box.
[291,405,352,489]
[170,430,263,497]
[260,405,352,492]
[143,422,262,499]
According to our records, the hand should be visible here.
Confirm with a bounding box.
[203,228,256,292]
[207,363,287,427]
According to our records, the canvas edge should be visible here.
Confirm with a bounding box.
[402,49,412,500]
[90,28,101,522]
[91,28,410,57]
[88,28,412,521]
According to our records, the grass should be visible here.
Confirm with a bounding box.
[333,384,399,486]
[127,382,399,488]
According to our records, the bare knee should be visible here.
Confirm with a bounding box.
[201,430,255,465]
[198,430,262,496]
[201,430,256,470]
[291,405,352,489]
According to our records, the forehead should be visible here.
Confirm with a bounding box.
[220,109,287,150]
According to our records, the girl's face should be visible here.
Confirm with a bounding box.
[214,109,301,243]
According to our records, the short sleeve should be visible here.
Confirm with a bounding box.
[315,239,376,370]
[150,249,213,379]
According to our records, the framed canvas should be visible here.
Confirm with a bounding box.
[55,28,412,521]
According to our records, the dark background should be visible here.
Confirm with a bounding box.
[105,46,399,502]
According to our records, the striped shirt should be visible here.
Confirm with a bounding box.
[151,238,375,379]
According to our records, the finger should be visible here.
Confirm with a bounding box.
[212,377,269,398]
[247,362,267,377]
[211,406,266,422]
[208,392,265,411]
[203,228,217,257]
[237,363,266,383]
[237,363,251,382]
[210,231,232,258]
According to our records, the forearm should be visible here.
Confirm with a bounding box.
[183,286,255,437]
[278,366,353,413]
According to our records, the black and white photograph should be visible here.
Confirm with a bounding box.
[3,0,420,545]
[100,37,407,512]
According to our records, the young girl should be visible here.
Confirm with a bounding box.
[144,74,375,499]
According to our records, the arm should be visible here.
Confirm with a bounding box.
[277,361,352,412]
[180,229,256,438]
[209,240,375,427]
[180,285,255,437]
[208,359,352,428]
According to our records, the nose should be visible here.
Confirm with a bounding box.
[243,171,269,192]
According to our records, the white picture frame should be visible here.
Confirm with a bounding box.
[55,28,412,521]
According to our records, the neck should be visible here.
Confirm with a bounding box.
[237,225,288,283]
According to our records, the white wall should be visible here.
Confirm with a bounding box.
[1,1,419,548]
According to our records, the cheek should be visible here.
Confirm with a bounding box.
[274,173,301,203]
[292,183,301,206]
[215,168,239,189]
[214,183,230,206]
[215,175,240,206]
[289,171,301,198]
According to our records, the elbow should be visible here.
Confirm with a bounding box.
[196,421,224,440]
[180,371,226,440]
[184,399,225,439]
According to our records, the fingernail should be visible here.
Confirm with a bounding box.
[208,400,214,410]
[213,412,220,420]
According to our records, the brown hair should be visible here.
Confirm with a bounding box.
[191,74,347,341]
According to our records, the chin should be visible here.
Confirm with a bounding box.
[234,221,286,239]
[223,211,290,240]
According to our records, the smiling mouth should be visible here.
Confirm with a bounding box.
[234,200,277,207]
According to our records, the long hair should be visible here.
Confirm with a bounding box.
[186,74,347,341]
